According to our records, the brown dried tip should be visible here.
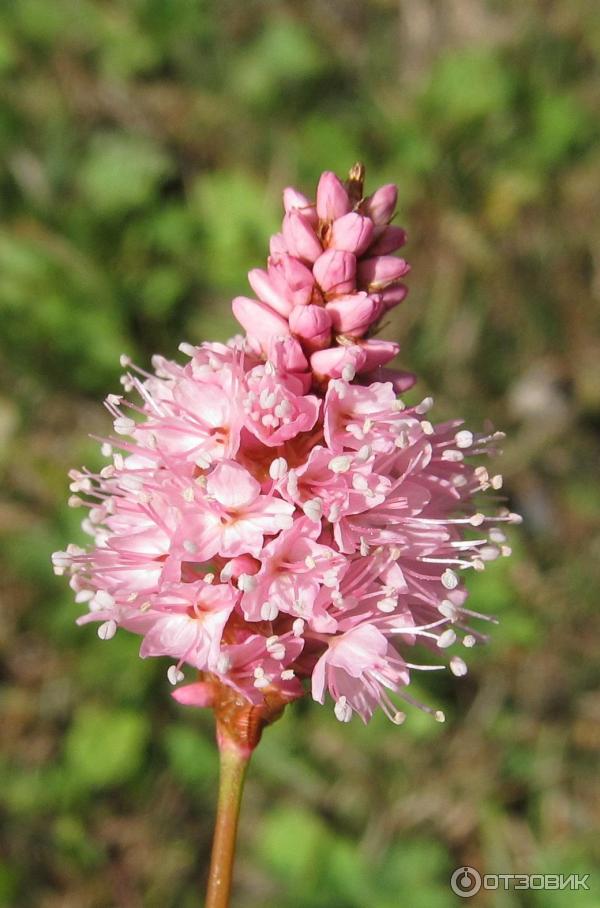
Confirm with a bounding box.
[347,161,365,204]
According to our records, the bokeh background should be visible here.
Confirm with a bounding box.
[1,1,599,906]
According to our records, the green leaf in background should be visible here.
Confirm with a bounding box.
[163,724,218,790]
[232,17,325,107]
[78,133,173,216]
[424,49,514,126]
[64,705,150,789]
[191,170,278,293]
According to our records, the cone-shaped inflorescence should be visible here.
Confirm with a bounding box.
[53,165,519,729]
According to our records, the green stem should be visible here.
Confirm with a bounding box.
[205,742,250,908]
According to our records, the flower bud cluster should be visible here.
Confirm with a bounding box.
[233,165,414,391]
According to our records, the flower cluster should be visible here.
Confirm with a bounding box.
[53,166,518,725]
[233,164,415,393]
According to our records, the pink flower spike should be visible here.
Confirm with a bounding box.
[232,296,290,350]
[289,304,332,351]
[313,249,356,295]
[316,171,351,221]
[329,212,374,256]
[282,211,322,263]
[361,183,398,224]
[56,164,518,742]
[326,292,383,336]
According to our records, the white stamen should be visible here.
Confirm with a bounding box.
[216,654,231,674]
[334,696,352,722]
[455,430,474,448]
[415,396,433,414]
[329,455,352,474]
[450,656,468,677]
[489,528,506,543]
[328,503,341,522]
[463,635,476,648]
[341,364,356,381]
[183,539,197,554]
[352,474,368,491]
[269,457,288,480]
[237,573,257,593]
[303,498,323,523]
[437,629,457,648]
[113,416,136,435]
[322,570,338,588]
[266,638,286,660]
[421,420,434,436]
[442,450,463,463]
[97,620,117,640]
[438,600,458,621]
[377,597,397,613]
[167,666,185,685]
[280,669,295,681]
[434,710,446,723]
[260,601,279,621]
[441,569,459,590]
[92,590,115,610]
[292,618,305,637]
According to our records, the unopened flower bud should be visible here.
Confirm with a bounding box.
[326,292,383,336]
[289,304,332,351]
[329,212,374,256]
[232,297,290,350]
[313,248,356,295]
[316,171,351,221]
[361,183,398,224]
[357,255,410,290]
[282,210,322,263]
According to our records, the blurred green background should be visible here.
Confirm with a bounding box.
[1,1,599,906]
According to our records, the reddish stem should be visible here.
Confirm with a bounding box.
[205,737,249,908]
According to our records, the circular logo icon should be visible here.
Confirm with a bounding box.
[450,866,482,898]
